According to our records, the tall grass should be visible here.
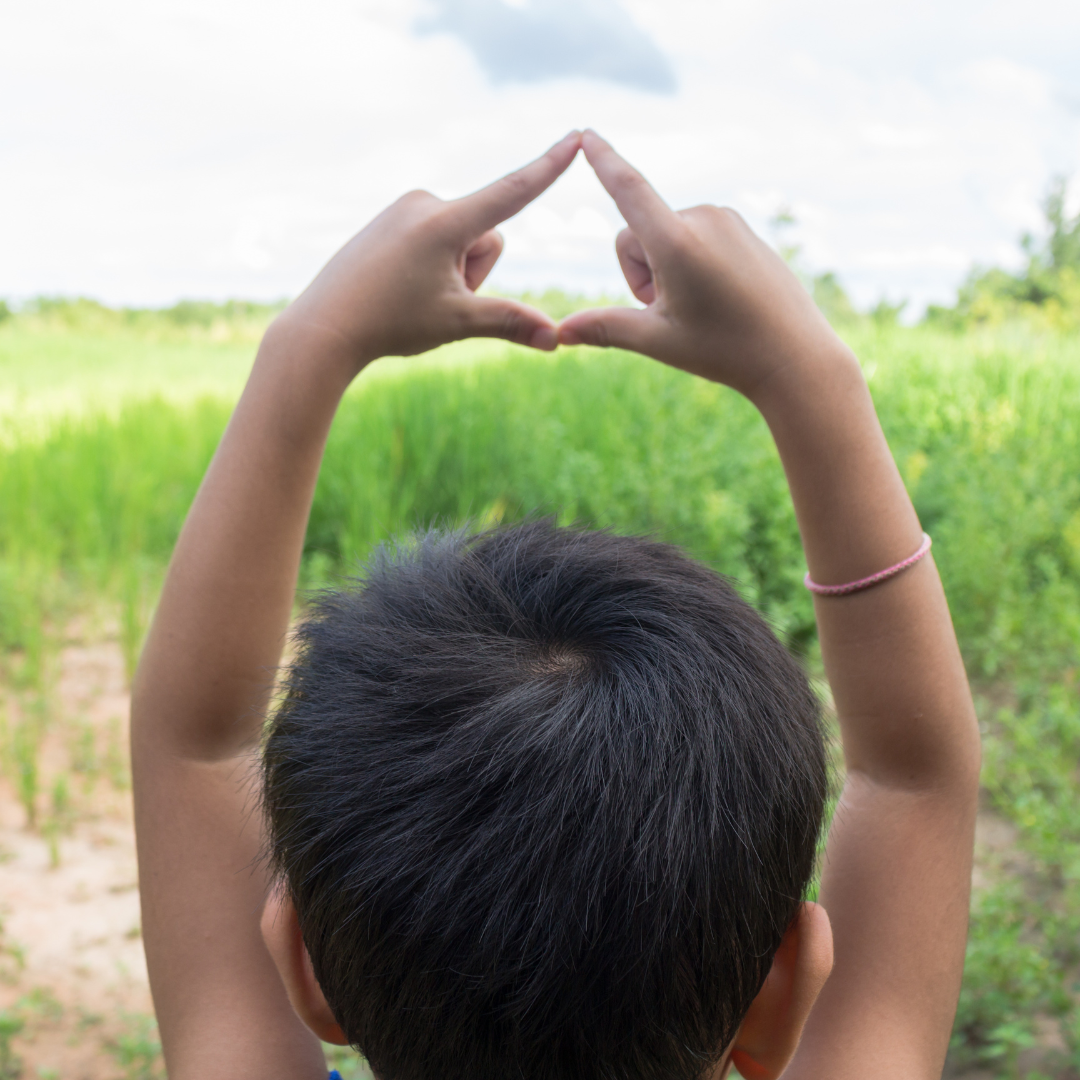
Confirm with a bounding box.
[0,346,804,627]
[5,324,1080,673]
[2,319,1080,1073]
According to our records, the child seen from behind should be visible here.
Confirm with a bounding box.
[131,130,980,1080]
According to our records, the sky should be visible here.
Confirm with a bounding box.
[2,0,1079,314]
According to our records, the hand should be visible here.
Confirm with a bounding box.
[277,131,583,371]
[558,131,844,400]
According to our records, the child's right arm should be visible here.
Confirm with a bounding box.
[561,132,981,1080]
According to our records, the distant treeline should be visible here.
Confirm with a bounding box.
[925,176,1080,332]
[0,291,617,341]
[805,176,1080,332]
[2,180,1077,335]
[0,296,289,342]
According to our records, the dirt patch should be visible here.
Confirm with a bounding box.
[1,631,154,1079]
[971,800,1034,893]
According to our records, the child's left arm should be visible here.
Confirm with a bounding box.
[130,133,581,1080]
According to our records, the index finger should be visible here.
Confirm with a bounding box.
[579,129,678,246]
[452,130,582,235]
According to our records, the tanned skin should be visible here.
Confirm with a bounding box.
[132,129,980,1080]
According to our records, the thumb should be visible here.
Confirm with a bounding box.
[464,296,559,351]
[558,306,664,354]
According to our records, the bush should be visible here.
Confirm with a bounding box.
[927,176,1080,332]
[951,683,1080,1073]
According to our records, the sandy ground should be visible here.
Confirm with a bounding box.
[1,631,154,1079]
[0,627,1068,1079]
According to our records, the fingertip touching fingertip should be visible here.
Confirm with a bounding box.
[529,325,559,351]
[557,326,583,347]
[550,131,582,156]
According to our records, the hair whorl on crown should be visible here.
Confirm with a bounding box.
[262,519,827,1080]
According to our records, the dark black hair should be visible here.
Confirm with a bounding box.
[263,520,827,1080]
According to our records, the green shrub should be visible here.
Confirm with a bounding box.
[107,1013,164,1080]
[0,1009,22,1080]
[952,881,1057,1070]
[926,176,1080,332]
[951,683,1080,1074]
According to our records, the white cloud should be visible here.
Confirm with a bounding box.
[956,58,1053,108]
[0,0,1078,314]
[1065,178,1080,221]
[860,125,937,151]
[857,247,971,271]
[416,0,677,93]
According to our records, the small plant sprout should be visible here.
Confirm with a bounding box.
[0,1008,23,1080]
[121,562,151,687]
[106,1012,164,1080]
[12,718,40,828]
[70,718,100,789]
[42,773,73,868]
[50,772,72,832]
[105,716,130,791]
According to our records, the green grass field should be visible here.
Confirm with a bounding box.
[2,307,1080,1077]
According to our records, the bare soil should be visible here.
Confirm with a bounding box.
[1,631,153,1079]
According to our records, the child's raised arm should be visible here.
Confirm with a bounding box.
[560,131,981,1080]
[129,132,582,1080]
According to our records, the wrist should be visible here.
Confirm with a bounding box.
[260,308,378,391]
[239,318,365,447]
[752,344,888,487]
[749,340,923,584]
[747,339,867,426]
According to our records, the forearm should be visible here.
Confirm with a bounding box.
[751,346,980,790]
[560,131,980,1075]
[756,343,979,1075]
[126,137,583,1077]
[131,319,359,1074]
[132,319,357,761]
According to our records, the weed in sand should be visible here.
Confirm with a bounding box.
[42,821,60,870]
[0,917,26,986]
[11,716,40,828]
[120,560,155,687]
[50,773,71,831]
[104,716,130,791]
[0,705,8,789]
[0,989,63,1080]
[74,1008,104,1035]
[69,718,99,788]
[17,988,63,1026]
[41,773,73,868]
[0,1009,23,1080]
[106,1012,163,1080]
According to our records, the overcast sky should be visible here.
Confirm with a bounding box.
[3,0,1079,313]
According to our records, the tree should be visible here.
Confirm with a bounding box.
[926,176,1080,330]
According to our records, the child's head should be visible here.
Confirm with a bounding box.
[262,520,827,1080]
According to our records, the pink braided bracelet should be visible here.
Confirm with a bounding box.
[804,533,932,596]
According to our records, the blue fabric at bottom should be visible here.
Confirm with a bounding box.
[328,1072,343,1079]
